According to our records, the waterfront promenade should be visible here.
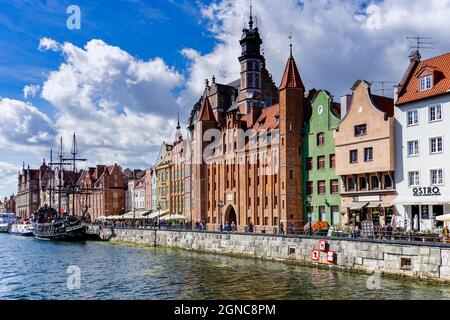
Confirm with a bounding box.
[106,226,450,283]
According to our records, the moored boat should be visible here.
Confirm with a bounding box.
[9,219,34,236]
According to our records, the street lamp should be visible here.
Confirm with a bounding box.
[157,203,162,229]
[217,200,224,232]
[306,195,313,236]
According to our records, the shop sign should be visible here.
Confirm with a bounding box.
[413,187,441,197]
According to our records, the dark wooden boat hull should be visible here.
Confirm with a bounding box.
[33,224,87,241]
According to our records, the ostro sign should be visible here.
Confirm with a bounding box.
[413,187,441,197]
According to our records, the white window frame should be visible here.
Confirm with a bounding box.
[430,169,444,186]
[408,171,420,187]
[407,109,419,127]
[430,136,443,154]
[407,140,420,157]
[429,104,442,123]
[419,75,433,91]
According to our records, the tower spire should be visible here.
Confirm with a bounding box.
[177,112,181,130]
[289,32,293,57]
[249,1,253,29]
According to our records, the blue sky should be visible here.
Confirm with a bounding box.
[1,0,450,198]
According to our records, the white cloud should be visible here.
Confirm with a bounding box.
[181,0,450,101]
[38,37,61,52]
[23,84,41,99]
[39,38,183,168]
[0,161,18,197]
[0,98,56,153]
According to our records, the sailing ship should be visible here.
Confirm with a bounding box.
[31,134,92,241]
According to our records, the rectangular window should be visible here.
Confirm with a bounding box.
[364,147,373,162]
[359,177,367,190]
[318,156,326,170]
[420,75,433,91]
[307,182,314,195]
[429,104,442,122]
[384,175,393,189]
[348,178,355,191]
[318,181,326,195]
[331,180,339,194]
[354,124,367,137]
[408,171,420,187]
[319,206,326,222]
[407,110,419,126]
[330,154,336,169]
[430,137,443,154]
[407,140,419,157]
[371,176,380,190]
[306,157,313,171]
[431,169,444,186]
[350,150,358,164]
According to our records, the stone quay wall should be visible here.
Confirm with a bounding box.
[110,228,450,283]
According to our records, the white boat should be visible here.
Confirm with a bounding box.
[9,219,34,236]
[0,213,16,233]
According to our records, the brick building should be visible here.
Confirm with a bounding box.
[16,162,49,218]
[71,164,127,220]
[188,11,308,233]
[0,195,16,213]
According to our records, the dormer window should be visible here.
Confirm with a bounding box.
[419,74,433,91]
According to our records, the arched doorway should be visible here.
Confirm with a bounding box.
[224,205,237,228]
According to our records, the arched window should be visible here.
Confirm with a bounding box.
[317,132,325,146]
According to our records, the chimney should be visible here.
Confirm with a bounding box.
[340,94,353,119]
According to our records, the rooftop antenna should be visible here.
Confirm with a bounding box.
[407,36,434,52]
[249,0,253,29]
[372,81,397,96]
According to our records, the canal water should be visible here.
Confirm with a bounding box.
[1,234,450,300]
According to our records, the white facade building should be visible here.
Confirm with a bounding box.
[394,51,450,232]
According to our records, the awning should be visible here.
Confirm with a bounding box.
[147,210,170,219]
[347,203,369,210]
[367,202,393,208]
[436,214,450,222]
[160,214,187,221]
[122,210,151,219]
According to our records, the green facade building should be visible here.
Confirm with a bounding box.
[302,90,341,227]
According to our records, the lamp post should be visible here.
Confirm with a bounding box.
[218,200,224,232]
[157,203,161,229]
[306,195,313,236]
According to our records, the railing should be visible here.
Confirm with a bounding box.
[92,222,450,246]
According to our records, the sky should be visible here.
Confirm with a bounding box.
[1,0,450,197]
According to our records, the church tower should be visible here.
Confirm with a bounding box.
[278,44,306,231]
[237,4,264,114]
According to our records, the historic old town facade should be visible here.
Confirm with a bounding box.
[335,80,396,228]
[394,51,450,232]
[189,13,307,233]
[71,164,127,220]
[302,90,341,227]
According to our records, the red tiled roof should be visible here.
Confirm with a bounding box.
[198,96,216,121]
[279,56,304,90]
[397,52,450,105]
[371,94,394,117]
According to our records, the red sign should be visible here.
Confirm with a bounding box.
[312,250,320,261]
[319,240,327,252]
[327,251,335,263]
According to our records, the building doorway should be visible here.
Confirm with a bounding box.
[224,205,237,229]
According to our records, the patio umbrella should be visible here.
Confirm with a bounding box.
[160,214,187,221]
[436,214,450,222]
